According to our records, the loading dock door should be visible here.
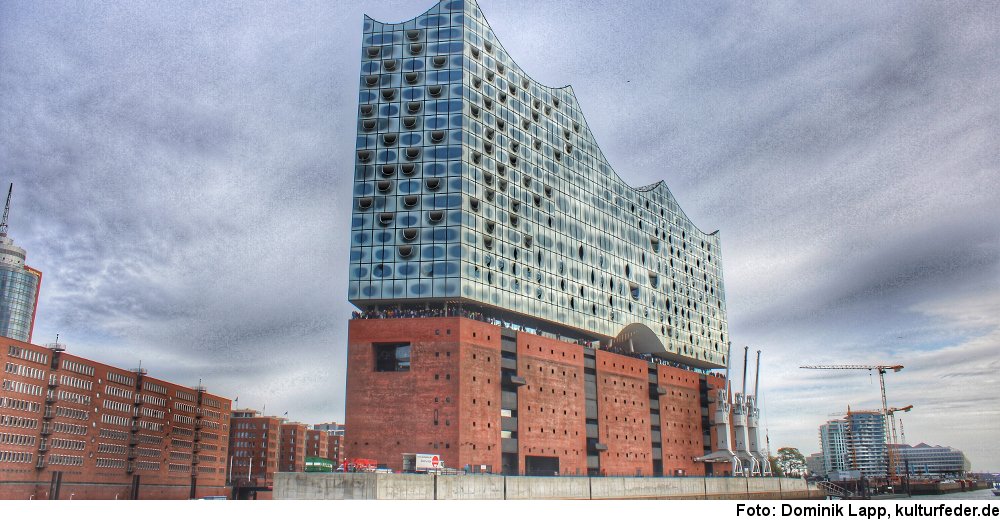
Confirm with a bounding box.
[525,456,560,476]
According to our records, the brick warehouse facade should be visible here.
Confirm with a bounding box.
[345,317,732,476]
[0,338,231,499]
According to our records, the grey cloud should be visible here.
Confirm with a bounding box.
[2,0,998,469]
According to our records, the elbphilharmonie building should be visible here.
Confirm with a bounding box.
[346,0,738,477]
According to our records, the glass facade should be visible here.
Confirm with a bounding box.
[349,0,729,368]
[0,266,38,342]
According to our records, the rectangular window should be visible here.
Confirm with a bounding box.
[374,343,411,372]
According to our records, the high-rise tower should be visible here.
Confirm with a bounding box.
[0,183,41,342]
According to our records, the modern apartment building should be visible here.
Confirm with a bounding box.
[0,337,231,499]
[819,410,887,479]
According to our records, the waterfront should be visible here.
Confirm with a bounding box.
[910,488,998,500]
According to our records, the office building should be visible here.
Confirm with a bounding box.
[893,443,971,477]
[0,185,41,343]
[0,337,231,499]
[279,422,308,472]
[228,409,282,499]
[304,428,329,460]
[345,0,734,476]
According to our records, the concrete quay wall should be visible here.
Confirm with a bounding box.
[274,473,822,500]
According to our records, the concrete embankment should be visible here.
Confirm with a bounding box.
[274,473,823,500]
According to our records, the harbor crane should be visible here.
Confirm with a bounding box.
[800,364,904,479]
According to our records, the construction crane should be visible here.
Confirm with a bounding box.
[801,364,904,479]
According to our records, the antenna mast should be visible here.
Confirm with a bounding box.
[0,183,12,237]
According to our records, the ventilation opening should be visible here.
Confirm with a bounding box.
[431,130,445,143]
[398,245,414,258]
[497,119,506,130]
[554,150,562,161]
[496,164,505,175]
[406,29,421,41]
[473,76,482,88]
[366,46,381,58]
[510,141,519,152]
[553,98,560,108]
[531,110,540,122]
[404,72,419,84]
[544,185,552,197]
[485,128,495,140]
[483,236,494,249]
[407,102,421,114]
[484,41,492,53]
[509,84,517,96]
[470,198,481,212]
[428,85,444,97]
[630,283,640,300]
[357,197,373,210]
[403,116,417,129]
[511,200,521,212]
[499,92,507,102]
[485,221,495,234]
[357,151,372,163]
[401,163,417,176]
[471,46,480,59]
[380,88,396,101]
[409,43,423,55]
[362,119,376,131]
[402,228,418,241]
[533,99,541,109]
[532,194,541,206]
[510,156,518,167]
[377,180,392,193]
[428,211,444,223]
[383,60,397,71]
[649,272,659,288]
[486,70,495,81]
[472,151,482,164]
[522,119,530,130]
[485,189,495,202]
[360,104,374,116]
[509,215,519,227]
[484,98,493,110]
[365,75,379,87]
[425,178,441,191]
[405,147,420,159]
[470,104,480,116]
[563,129,571,139]
[523,176,531,188]
[650,236,660,253]
[381,164,395,177]
[403,195,419,208]
[497,63,505,74]
[522,78,529,89]
[565,143,573,154]
[498,179,508,191]
[432,56,447,68]
[524,235,533,248]
[378,213,394,226]
[533,139,541,150]
[483,172,494,186]
[382,133,397,145]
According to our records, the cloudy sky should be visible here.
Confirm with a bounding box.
[2,1,997,470]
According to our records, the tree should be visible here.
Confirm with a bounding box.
[769,456,784,477]
[775,447,807,477]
